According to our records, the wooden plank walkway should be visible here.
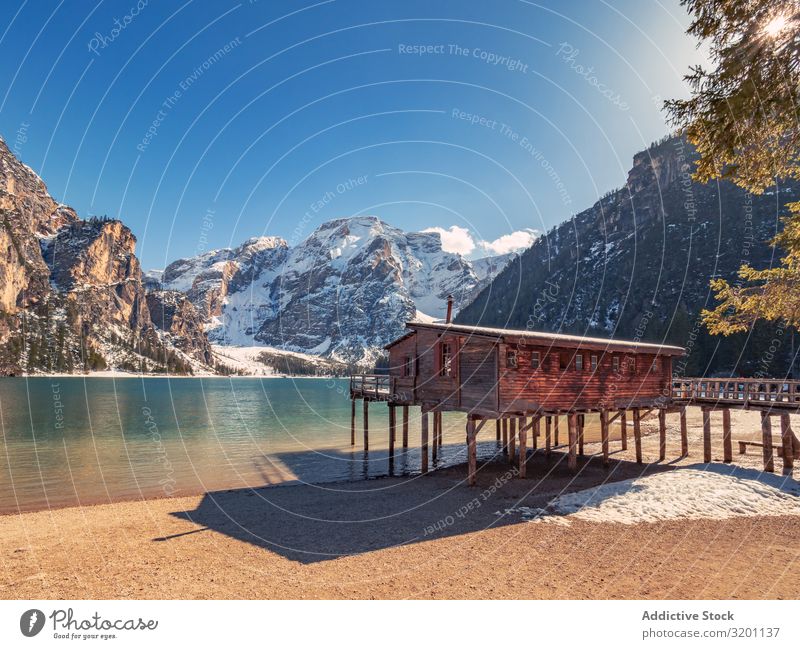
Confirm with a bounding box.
[673,378,800,411]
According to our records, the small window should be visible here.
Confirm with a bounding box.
[591,355,598,371]
[575,354,583,370]
[506,350,518,369]
[402,355,415,377]
[612,356,620,372]
[629,357,636,374]
[439,342,454,377]
[652,357,660,372]
[531,351,540,369]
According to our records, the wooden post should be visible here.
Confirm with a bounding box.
[437,412,444,449]
[420,411,429,473]
[502,418,508,455]
[762,411,774,472]
[518,416,527,478]
[467,418,477,486]
[703,408,711,463]
[620,410,627,451]
[578,414,584,457]
[545,415,552,457]
[633,408,642,464]
[496,419,501,442]
[781,413,794,471]
[432,411,438,463]
[722,408,732,463]
[350,399,356,446]
[363,399,369,451]
[601,409,609,467]
[509,418,517,463]
[554,414,560,445]
[402,405,409,448]
[533,415,540,452]
[658,409,666,461]
[388,404,396,472]
[568,413,578,472]
[680,406,688,457]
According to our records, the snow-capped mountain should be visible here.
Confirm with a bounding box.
[155,216,512,365]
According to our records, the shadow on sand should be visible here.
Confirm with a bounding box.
[155,442,690,564]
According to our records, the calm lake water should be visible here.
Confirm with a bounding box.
[0,377,510,514]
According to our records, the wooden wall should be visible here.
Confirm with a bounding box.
[389,330,674,413]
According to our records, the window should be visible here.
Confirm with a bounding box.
[439,342,454,377]
[591,355,598,371]
[612,356,620,372]
[402,355,415,377]
[652,357,660,372]
[575,354,584,370]
[506,350,518,369]
[531,351,540,369]
[629,357,636,374]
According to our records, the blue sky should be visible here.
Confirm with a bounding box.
[0,0,707,269]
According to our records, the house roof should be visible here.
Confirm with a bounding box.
[386,321,685,356]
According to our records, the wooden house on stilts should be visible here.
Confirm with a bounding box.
[351,297,685,486]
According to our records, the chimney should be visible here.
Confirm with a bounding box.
[445,295,454,324]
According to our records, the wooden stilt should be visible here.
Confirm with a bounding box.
[467,418,477,486]
[722,408,732,463]
[533,415,540,451]
[545,415,552,457]
[680,406,688,457]
[781,413,794,471]
[502,418,508,455]
[509,418,516,463]
[554,414,560,446]
[633,408,642,464]
[350,399,356,446]
[620,410,627,450]
[432,411,438,463]
[363,399,369,451]
[601,409,609,467]
[762,411,774,472]
[518,416,527,478]
[703,408,711,463]
[436,412,443,449]
[658,409,666,461]
[402,405,409,448]
[568,412,578,472]
[388,404,396,471]
[420,411,429,473]
[578,414,585,457]
[496,419,501,442]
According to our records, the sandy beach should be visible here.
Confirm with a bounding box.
[2,406,799,600]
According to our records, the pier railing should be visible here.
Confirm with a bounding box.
[350,374,391,401]
[673,377,800,408]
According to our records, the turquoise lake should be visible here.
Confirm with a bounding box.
[0,377,490,514]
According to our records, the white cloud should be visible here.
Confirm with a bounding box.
[480,229,538,255]
[423,225,539,257]
[422,225,476,255]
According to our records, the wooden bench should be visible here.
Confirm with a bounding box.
[738,440,786,459]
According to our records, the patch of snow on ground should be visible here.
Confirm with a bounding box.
[507,466,800,526]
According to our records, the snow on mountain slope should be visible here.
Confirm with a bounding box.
[156,216,511,365]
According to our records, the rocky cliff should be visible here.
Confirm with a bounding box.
[0,137,212,375]
[457,136,798,377]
